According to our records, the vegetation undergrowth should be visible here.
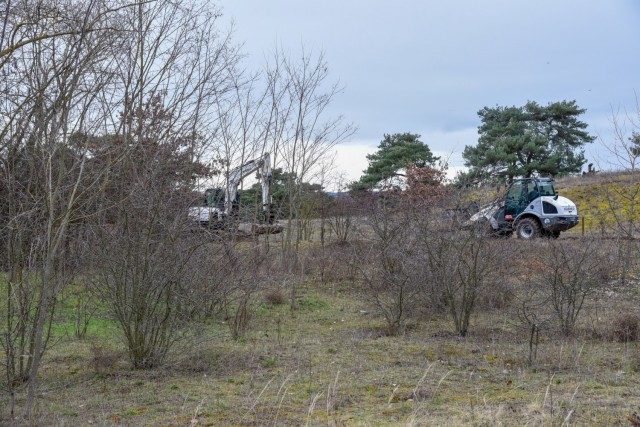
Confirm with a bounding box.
[2,248,639,426]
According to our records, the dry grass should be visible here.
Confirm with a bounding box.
[1,276,638,426]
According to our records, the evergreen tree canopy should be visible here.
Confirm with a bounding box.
[352,133,438,190]
[461,100,595,184]
[630,132,640,158]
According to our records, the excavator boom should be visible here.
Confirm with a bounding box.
[189,152,280,234]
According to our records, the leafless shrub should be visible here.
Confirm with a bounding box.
[513,282,554,367]
[304,239,360,289]
[478,278,515,310]
[419,230,506,337]
[351,194,424,335]
[611,312,640,342]
[71,288,99,340]
[327,192,359,244]
[90,344,121,376]
[264,288,287,305]
[349,172,497,336]
[534,238,612,336]
[230,292,254,340]
[206,241,272,340]
[179,244,228,320]
[92,224,201,369]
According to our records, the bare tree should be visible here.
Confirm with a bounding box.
[534,239,611,336]
[211,68,271,226]
[326,174,358,244]
[0,0,239,416]
[265,48,356,255]
[237,48,356,312]
[0,0,142,417]
[598,100,640,283]
[86,1,241,367]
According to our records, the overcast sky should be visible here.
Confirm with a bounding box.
[220,0,640,183]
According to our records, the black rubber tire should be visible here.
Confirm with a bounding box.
[516,217,541,240]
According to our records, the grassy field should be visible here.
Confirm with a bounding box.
[3,172,640,426]
[4,273,639,426]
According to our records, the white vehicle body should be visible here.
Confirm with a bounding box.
[466,178,579,239]
[188,205,222,224]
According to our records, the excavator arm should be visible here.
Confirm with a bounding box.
[224,152,272,217]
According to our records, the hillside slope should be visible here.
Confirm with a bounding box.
[557,171,640,235]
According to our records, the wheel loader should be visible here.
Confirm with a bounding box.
[466,177,579,239]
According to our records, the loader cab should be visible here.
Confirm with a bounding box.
[504,180,528,219]
[503,178,555,219]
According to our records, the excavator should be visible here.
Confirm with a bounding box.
[189,152,282,234]
[466,177,579,239]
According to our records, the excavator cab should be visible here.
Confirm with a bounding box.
[204,188,225,210]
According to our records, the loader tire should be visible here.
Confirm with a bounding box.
[516,218,541,240]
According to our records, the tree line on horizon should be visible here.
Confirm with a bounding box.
[351,100,603,192]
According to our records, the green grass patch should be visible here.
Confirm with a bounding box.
[48,316,120,339]
[298,295,329,309]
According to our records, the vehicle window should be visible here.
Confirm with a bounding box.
[507,181,524,200]
[526,182,539,201]
[538,182,556,197]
